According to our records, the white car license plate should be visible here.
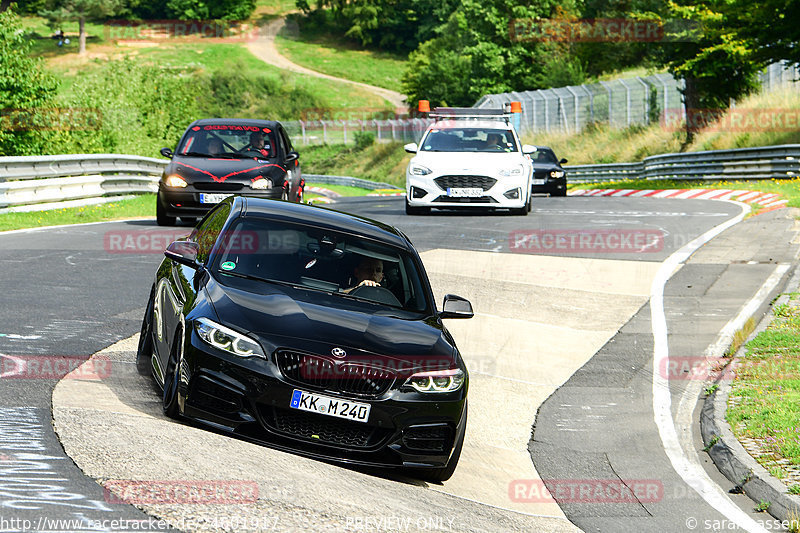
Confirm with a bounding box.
[199,193,232,204]
[447,187,483,197]
[531,179,546,185]
[290,389,371,423]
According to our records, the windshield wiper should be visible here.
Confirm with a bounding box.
[182,151,213,157]
[219,270,304,290]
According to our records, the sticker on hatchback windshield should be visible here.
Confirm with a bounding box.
[221,261,236,271]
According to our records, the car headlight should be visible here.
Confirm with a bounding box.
[409,164,432,176]
[403,368,465,393]
[250,178,274,190]
[499,165,523,177]
[164,175,188,188]
[549,170,565,178]
[195,317,265,358]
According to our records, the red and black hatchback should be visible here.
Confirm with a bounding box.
[156,118,304,226]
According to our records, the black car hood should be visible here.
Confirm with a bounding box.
[168,156,287,184]
[203,276,457,368]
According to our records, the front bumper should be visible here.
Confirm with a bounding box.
[406,173,529,209]
[158,186,283,218]
[531,171,566,195]
[176,332,468,470]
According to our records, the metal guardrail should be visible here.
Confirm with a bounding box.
[566,145,800,183]
[0,154,401,211]
[0,154,165,209]
[1,146,798,209]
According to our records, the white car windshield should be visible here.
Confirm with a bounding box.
[420,128,517,153]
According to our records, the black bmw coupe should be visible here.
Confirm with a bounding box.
[137,196,473,481]
[530,146,568,197]
[156,118,304,226]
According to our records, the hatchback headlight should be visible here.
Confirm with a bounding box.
[195,318,265,358]
[550,170,565,178]
[499,165,523,177]
[250,178,274,190]
[164,175,188,188]
[409,164,432,176]
[403,368,465,393]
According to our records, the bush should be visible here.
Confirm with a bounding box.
[57,59,201,156]
[0,7,59,156]
[353,131,375,150]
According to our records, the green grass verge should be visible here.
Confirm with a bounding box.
[727,293,800,484]
[572,178,800,209]
[302,142,410,187]
[275,22,407,92]
[0,185,384,231]
[0,195,155,232]
[305,183,378,196]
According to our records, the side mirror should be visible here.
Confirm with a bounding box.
[440,294,473,319]
[285,151,299,163]
[160,147,173,158]
[165,240,200,269]
[522,144,537,155]
[560,158,568,164]
[404,142,418,154]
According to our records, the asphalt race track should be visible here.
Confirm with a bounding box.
[1,195,797,533]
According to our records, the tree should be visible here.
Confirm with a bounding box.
[40,0,124,55]
[297,0,458,53]
[0,7,59,155]
[728,0,800,67]
[648,1,761,144]
[401,0,581,108]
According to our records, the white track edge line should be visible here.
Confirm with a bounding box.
[651,199,770,533]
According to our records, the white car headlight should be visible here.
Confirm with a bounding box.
[550,170,565,178]
[164,175,188,188]
[250,178,274,190]
[409,164,432,176]
[403,368,465,393]
[195,317,265,358]
[499,165,523,177]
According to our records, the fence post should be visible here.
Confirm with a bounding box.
[565,86,580,133]
[618,78,632,126]
[300,120,306,145]
[635,77,650,123]
[599,81,612,126]
[343,120,347,145]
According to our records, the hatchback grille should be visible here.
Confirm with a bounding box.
[276,351,396,398]
[434,175,497,191]
[194,182,244,191]
[263,407,389,448]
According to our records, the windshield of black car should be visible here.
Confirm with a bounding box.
[210,217,432,313]
[177,125,277,158]
[420,127,517,152]
[532,149,558,164]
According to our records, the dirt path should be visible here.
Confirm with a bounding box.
[247,17,407,111]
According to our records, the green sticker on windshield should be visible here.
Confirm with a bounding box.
[221,261,236,271]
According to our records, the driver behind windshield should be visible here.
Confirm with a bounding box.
[343,257,384,293]
[244,131,272,158]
